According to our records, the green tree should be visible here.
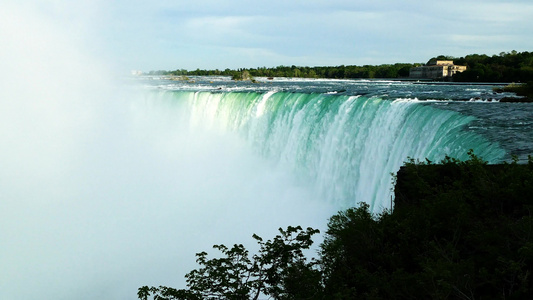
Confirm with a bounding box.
[138,226,321,300]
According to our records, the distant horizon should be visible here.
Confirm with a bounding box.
[143,50,528,73]
[5,1,533,73]
[139,50,532,74]
[144,60,422,73]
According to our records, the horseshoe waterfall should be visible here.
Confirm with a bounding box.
[145,89,506,211]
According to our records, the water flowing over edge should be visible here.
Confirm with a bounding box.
[145,90,506,211]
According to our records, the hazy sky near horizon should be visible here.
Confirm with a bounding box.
[5,0,533,72]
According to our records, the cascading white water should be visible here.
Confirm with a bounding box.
[149,90,506,211]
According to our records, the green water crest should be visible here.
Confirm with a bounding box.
[152,90,506,210]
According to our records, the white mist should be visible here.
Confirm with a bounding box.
[0,3,335,299]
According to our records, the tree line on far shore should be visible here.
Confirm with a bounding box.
[148,63,414,80]
[450,50,533,82]
[148,50,533,83]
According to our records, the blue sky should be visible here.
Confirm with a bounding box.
[5,0,533,72]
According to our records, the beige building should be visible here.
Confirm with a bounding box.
[409,60,467,79]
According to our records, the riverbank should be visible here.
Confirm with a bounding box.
[494,82,533,102]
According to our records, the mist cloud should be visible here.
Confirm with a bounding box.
[0,2,335,299]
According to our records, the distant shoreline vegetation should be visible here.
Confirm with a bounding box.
[147,51,533,83]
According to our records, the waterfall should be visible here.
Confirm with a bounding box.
[147,90,506,211]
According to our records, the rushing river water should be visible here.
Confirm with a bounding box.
[137,76,532,209]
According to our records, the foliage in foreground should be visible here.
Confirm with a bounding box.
[140,153,533,299]
[322,153,533,299]
[138,226,321,300]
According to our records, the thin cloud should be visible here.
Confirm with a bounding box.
[88,0,533,70]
